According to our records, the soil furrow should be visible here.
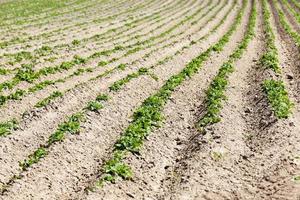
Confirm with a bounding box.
[0,0,197,93]
[0,0,151,53]
[1,0,298,199]
[160,1,300,199]
[0,0,155,54]
[82,0,257,199]
[0,0,226,191]
[0,0,187,73]
[0,1,239,199]
[0,0,211,120]
[279,0,300,33]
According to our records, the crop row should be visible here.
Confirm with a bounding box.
[0,0,90,26]
[0,0,208,108]
[0,0,236,193]
[0,0,120,45]
[108,0,235,93]
[272,0,300,47]
[197,0,256,131]
[280,0,300,25]
[0,0,186,73]
[261,0,293,119]
[0,0,155,50]
[0,0,220,137]
[0,0,187,89]
[0,0,130,32]
[94,0,248,184]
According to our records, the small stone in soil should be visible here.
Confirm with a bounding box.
[286,74,293,80]
[245,107,251,113]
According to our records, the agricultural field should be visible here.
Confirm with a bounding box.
[0,0,299,199]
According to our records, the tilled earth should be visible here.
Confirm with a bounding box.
[0,0,299,199]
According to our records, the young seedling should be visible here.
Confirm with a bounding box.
[86,101,104,112]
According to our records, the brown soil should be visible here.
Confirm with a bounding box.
[1,0,299,199]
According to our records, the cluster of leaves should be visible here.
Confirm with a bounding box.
[0,89,25,106]
[0,77,19,92]
[197,0,256,130]
[99,0,248,184]
[117,63,126,70]
[15,64,37,82]
[96,93,109,101]
[263,80,293,118]
[72,39,80,46]
[99,151,132,184]
[86,93,109,112]
[98,61,108,67]
[4,46,52,66]
[12,51,33,62]
[28,80,60,93]
[0,68,11,75]
[35,46,53,57]
[19,147,47,171]
[0,119,18,137]
[0,64,37,93]
[0,37,23,49]
[86,101,103,112]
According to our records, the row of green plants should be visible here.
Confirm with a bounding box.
[95,0,248,184]
[0,0,192,82]
[263,80,293,118]
[0,92,110,193]
[0,0,83,26]
[0,0,211,108]
[0,0,230,138]
[0,0,155,50]
[0,0,236,190]
[0,0,187,70]
[0,0,153,57]
[106,0,232,93]
[35,91,63,108]
[33,0,227,108]
[261,0,293,118]
[197,0,256,130]
[260,0,281,73]
[0,0,111,48]
[31,0,231,115]
[273,0,300,47]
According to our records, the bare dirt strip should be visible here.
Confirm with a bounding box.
[0,0,299,199]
